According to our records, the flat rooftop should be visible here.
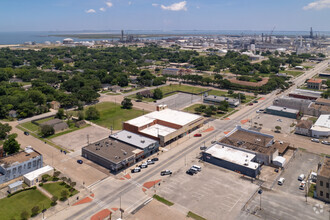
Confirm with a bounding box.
[266,105,299,114]
[205,144,259,170]
[204,95,239,104]
[83,138,136,164]
[125,109,202,128]
[220,126,276,155]
[110,130,158,149]
[140,124,176,138]
[24,165,53,181]
[290,89,322,97]
[319,157,330,178]
[313,114,330,129]
[0,150,40,168]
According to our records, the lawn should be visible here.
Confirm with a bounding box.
[156,84,208,95]
[20,121,40,133]
[0,188,51,220]
[280,70,303,77]
[81,102,146,130]
[35,116,55,124]
[42,182,79,199]
[187,211,207,220]
[48,124,90,139]
[184,104,233,118]
[153,194,174,206]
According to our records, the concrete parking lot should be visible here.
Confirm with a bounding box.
[52,125,110,151]
[155,93,202,110]
[242,151,329,220]
[156,162,259,220]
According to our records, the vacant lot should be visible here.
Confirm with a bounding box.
[280,70,303,77]
[0,188,51,220]
[155,93,202,110]
[81,102,146,130]
[52,125,109,151]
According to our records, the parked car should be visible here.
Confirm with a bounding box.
[151,158,159,162]
[139,162,148,169]
[311,138,320,143]
[277,119,282,122]
[147,159,155,165]
[77,160,83,164]
[194,133,202,137]
[278,177,285,185]
[131,167,141,173]
[189,167,198,174]
[24,131,29,136]
[200,146,207,150]
[191,165,201,172]
[299,181,306,190]
[253,100,258,103]
[160,170,172,176]
[298,174,305,181]
[274,168,279,173]
[186,169,195,175]
[321,140,330,145]
[248,103,253,106]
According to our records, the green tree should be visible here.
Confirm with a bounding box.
[3,134,20,155]
[0,122,12,140]
[55,108,65,119]
[61,190,68,199]
[153,88,163,100]
[51,196,58,206]
[41,125,55,137]
[275,126,281,132]
[31,206,40,217]
[85,106,100,120]
[204,107,213,117]
[194,106,204,114]
[21,211,29,220]
[136,93,143,101]
[54,60,64,70]
[121,98,133,109]
[78,111,85,120]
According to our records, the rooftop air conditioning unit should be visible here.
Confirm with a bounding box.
[141,140,145,143]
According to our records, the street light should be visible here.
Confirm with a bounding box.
[258,188,263,210]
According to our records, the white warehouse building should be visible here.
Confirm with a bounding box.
[311,114,330,138]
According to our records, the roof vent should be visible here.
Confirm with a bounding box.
[123,152,127,155]
[141,140,145,143]
[127,135,131,138]
[256,138,261,142]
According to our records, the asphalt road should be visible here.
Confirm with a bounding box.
[52,60,330,220]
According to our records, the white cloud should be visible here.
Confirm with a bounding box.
[303,0,330,10]
[196,5,200,9]
[100,7,106,12]
[161,1,187,11]
[85,9,96,13]
[106,1,113,8]
[128,1,132,6]
[152,3,159,7]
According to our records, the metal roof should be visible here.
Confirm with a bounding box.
[110,130,158,149]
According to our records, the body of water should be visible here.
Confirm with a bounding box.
[0,30,329,45]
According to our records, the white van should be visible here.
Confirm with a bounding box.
[298,174,305,181]
[278,177,285,185]
[192,165,201,172]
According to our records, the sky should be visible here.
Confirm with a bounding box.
[0,0,330,32]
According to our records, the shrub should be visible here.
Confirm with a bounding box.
[39,183,43,187]
[7,186,36,198]
[21,211,29,220]
[31,206,40,217]
[51,196,58,206]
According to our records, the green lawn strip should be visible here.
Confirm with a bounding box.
[207,90,228,96]
[0,188,51,219]
[35,116,55,124]
[153,194,174,206]
[308,184,316,197]
[48,124,91,139]
[76,102,146,130]
[187,211,207,220]
[156,84,208,94]
[42,182,79,199]
[20,121,40,133]
[222,109,239,119]
[308,117,318,123]
[106,92,120,95]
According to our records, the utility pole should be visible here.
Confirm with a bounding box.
[258,189,263,210]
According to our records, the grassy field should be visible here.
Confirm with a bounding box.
[81,102,146,130]
[187,211,207,220]
[184,104,233,118]
[0,188,51,219]
[153,194,174,206]
[42,182,79,198]
[280,70,303,77]
[35,116,55,124]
